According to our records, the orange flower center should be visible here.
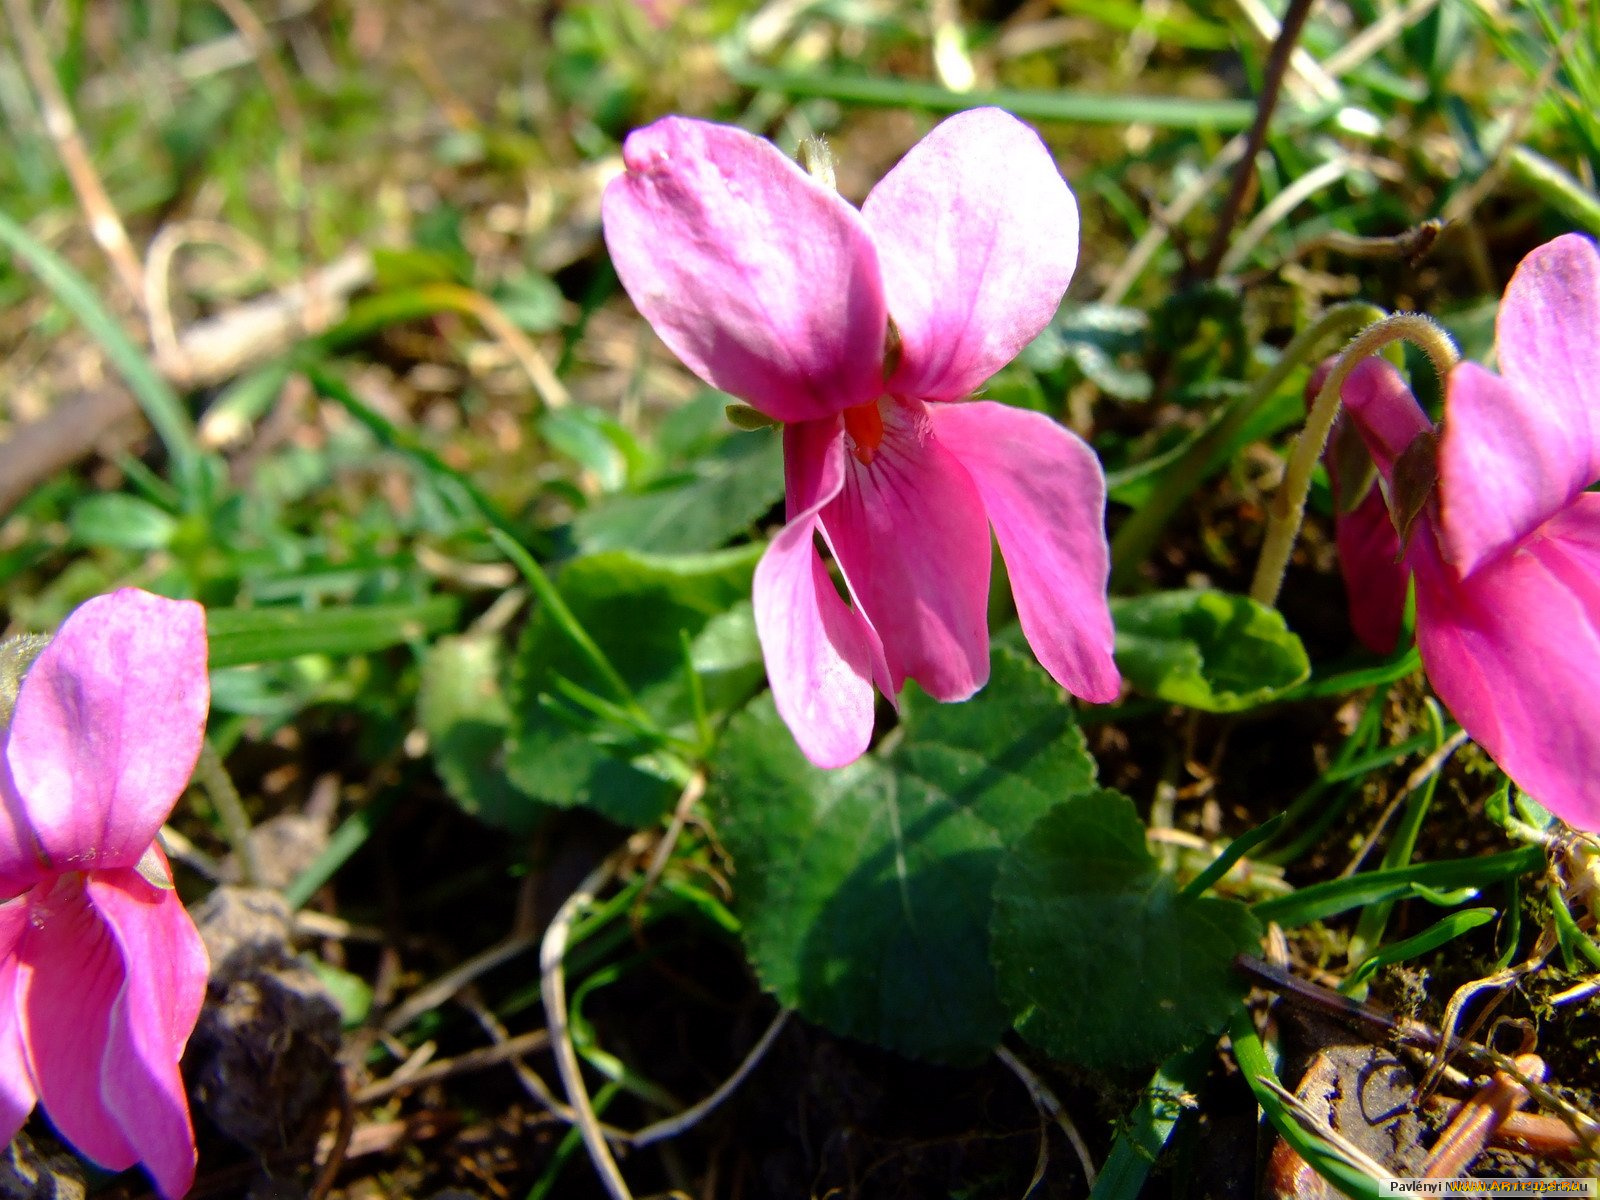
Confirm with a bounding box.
[843,400,885,465]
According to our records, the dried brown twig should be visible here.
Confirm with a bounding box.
[1191,0,1318,281]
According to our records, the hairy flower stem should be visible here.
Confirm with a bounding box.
[1110,301,1383,589]
[195,738,263,888]
[1249,312,1459,606]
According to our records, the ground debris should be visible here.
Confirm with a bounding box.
[0,1133,85,1200]
[187,887,343,1174]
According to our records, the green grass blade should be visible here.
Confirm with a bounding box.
[1346,703,1451,971]
[0,208,204,508]
[1346,908,1496,990]
[1507,146,1600,236]
[1229,1012,1384,1200]
[1089,1042,1214,1200]
[1253,845,1544,928]
[726,66,1258,130]
[1180,813,1286,900]
[283,793,398,910]
[207,598,460,667]
[1280,645,1422,700]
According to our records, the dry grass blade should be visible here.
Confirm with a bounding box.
[628,1008,791,1148]
[542,851,633,1200]
[995,1044,1097,1187]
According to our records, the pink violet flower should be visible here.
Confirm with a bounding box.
[1340,233,1600,830]
[1311,358,1407,654]
[0,589,210,1197]
[602,108,1120,767]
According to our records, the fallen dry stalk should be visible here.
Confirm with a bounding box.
[542,850,633,1200]
[355,1028,553,1105]
[0,250,374,518]
[3,0,147,309]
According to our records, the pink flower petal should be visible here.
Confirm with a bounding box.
[0,900,37,1145]
[822,398,992,701]
[0,765,46,901]
[16,878,140,1175]
[1335,486,1408,655]
[1438,361,1595,575]
[602,117,888,424]
[1315,361,1408,654]
[753,421,886,768]
[1339,358,1433,482]
[1437,236,1600,574]
[929,401,1118,701]
[1411,497,1600,831]
[86,865,207,1200]
[861,108,1078,402]
[4,590,208,874]
[1499,234,1600,404]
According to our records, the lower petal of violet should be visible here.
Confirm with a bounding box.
[85,866,208,1200]
[929,402,1119,703]
[0,900,36,1146]
[753,514,883,770]
[822,397,992,703]
[1414,496,1600,831]
[15,878,141,1177]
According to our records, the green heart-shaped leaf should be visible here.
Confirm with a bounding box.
[712,649,1099,1064]
[991,792,1259,1069]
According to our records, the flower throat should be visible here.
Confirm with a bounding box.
[844,399,885,465]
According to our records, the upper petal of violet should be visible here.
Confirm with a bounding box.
[3,590,208,874]
[1437,234,1600,574]
[602,117,888,424]
[861,107,1078,403]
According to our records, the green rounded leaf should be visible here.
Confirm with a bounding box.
[991,792,1259,1070]
[1112,590,1309,712]
[712,649,1098,1064]
[418,634,541,833]
[572,431,784,555]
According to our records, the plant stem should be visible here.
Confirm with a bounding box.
[194,739,262,887]
[1110,301,1382,589]
[1249,312,1458,606]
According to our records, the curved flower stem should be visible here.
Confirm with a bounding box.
[1249,312,1459,606]
[1110,301,1383,589]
